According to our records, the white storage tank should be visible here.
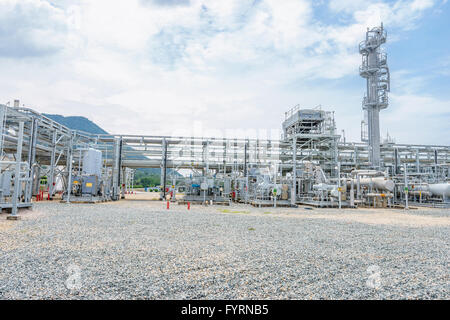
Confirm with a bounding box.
[428,183,450,198]
[82,148,102,178]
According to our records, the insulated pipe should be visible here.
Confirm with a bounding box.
[346,177,394,192]
[350,170,386,177]
[0,160,29,166]
[428,183,450,197]
[410,184,430,192]
[408,191,431,196]
[366,193,393,197]
[313,183,336,191]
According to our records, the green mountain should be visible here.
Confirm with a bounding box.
[43,113,179,182]
[43,114,107,134]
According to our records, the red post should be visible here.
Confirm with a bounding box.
[187,202,190,210]
[166,201,170,210]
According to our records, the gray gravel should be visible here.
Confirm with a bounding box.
[0,201,448,299]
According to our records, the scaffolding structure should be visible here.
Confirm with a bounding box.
[1,101,448,212]
[360,23,390,168]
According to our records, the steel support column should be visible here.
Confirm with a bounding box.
[10,122,24,217]
[161,138,167,200]
[66,137,73,203]
[48,130,57,199]
[26,118,38,202]
[291,137,297,206]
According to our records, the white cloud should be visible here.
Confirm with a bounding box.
[329,0,374,13]
[383,94,450,145]
[0,0,69,57]
[0,0,447,145]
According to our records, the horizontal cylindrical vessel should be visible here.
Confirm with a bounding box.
[428,183,450,197]
[346,177,394,192]
[351,170,385,177]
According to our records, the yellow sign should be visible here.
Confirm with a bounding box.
[337,187,342,192]
[85,183,93,187]
[73,180,79,184]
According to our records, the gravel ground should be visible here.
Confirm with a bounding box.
[0,197,449,300]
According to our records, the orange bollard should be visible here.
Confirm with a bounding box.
[187,202,190,210]
[166,201,170,210]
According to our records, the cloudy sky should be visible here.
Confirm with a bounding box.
[0,0,449,144]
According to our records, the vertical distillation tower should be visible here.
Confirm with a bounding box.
[359,23,390,168]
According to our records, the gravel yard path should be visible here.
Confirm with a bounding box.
[0,199,448,299]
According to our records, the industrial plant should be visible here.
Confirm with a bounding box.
[0,25,449,218]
